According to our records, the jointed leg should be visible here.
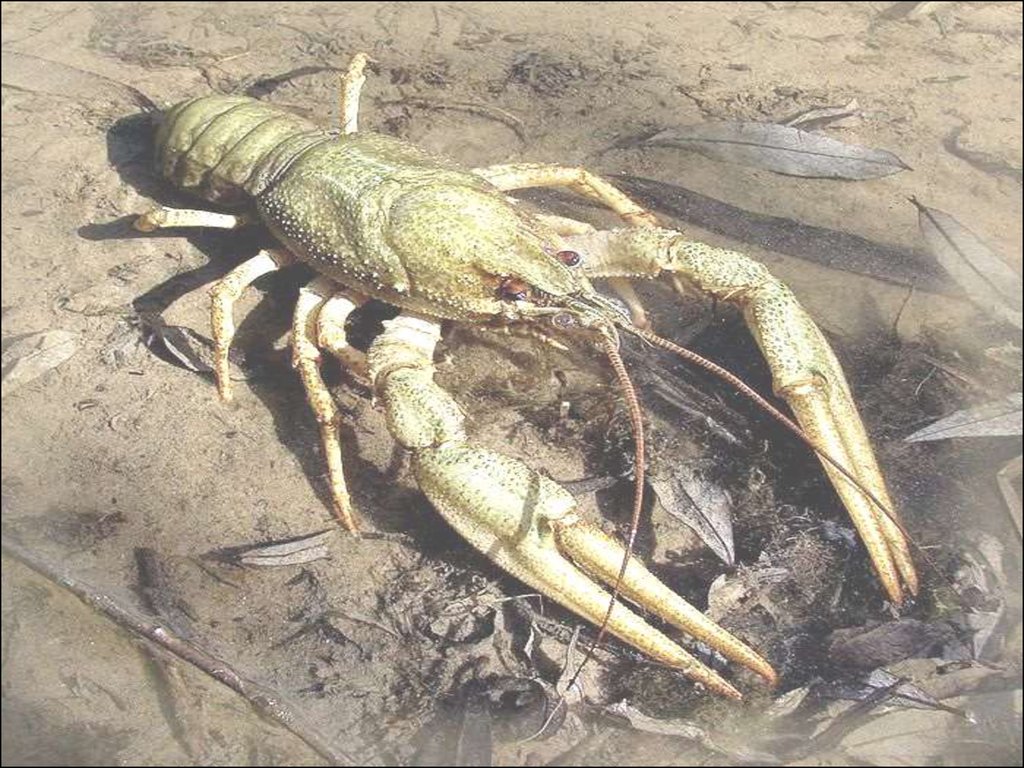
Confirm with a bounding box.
[292,277,358,532]
[530,213,597,236]
[317,291,370,383]
[340,52,372,134]
[367,313,776,697]
[473,163,659,228]
[134,206,250,232]
[210,249,295,402]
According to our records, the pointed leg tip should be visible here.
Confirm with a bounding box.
[333,503,360,535]
[133,216,157,233]
[885,582,905,608]
[712,680,743,701]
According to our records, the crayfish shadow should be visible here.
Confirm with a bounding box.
[80,112,278,318]
[101,112,167,202]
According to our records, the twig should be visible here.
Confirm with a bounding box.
[378,96,527,142]
[2,535,358,766]
[134,548,209,760]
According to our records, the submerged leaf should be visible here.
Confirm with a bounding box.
[649,464,735,565]
[0,50,155,111]
[782,99,861,130]
[213,530,336,567]
[1,329,78,399]
[641,122,910,179]
[912,198,1023,329]
[830,668,969,719]
[142,321,251,379]
[905,393,1022,442]
[143,323,214,373]
[829,620,960,669]
[606,700,779,763]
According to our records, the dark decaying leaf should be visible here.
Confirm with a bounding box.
[912,198,1023,329]
[905,393,1022,442]
[648,464,735,565]
[641,122,910,179]
[826,668,970,719]
[1,329,78,399]
[828,619,961,669]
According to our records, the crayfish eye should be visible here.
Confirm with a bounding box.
[552,312,576,329]
[498,277,530,301]
[556,250,581,267]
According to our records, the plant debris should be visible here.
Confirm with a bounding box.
[905,393,1022,441]
[912,197,1023,329]
[141,320,254,380]
[638,121,910,179]
[828,619,961,669]
[2,329,78,399]
[605,700,780,763]
[648,463,735,565]
[781,99,861,130]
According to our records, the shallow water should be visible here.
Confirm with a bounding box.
[2,2,1021,765]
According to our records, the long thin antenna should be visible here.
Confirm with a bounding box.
[630,325,909,539]
[564,331,646,693]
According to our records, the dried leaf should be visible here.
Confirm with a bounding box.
[953,532,1009,660]
[554,627,586,706]
[641,122,910,179]
[782,99,861,130]
[2,330,78,399]
[229,530,335,567]
[648,464,735,565]
[906,1,956,18]
[764,685,812,719]
[606,700,780,763]
[913,198,1023,329]
[905,393,1022,442]
[996,455,1022,539]
[706,567,790,622]
[142,322,251,379]
[143,323,214,373]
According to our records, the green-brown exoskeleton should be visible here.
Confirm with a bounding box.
[134,53,917,699]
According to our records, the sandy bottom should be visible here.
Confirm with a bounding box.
[2,2,1021,765]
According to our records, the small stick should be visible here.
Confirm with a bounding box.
[378,96,528,143]
[2,535,358,767]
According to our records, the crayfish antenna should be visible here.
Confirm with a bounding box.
[564,328,647,693]
[624,323,919,598]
